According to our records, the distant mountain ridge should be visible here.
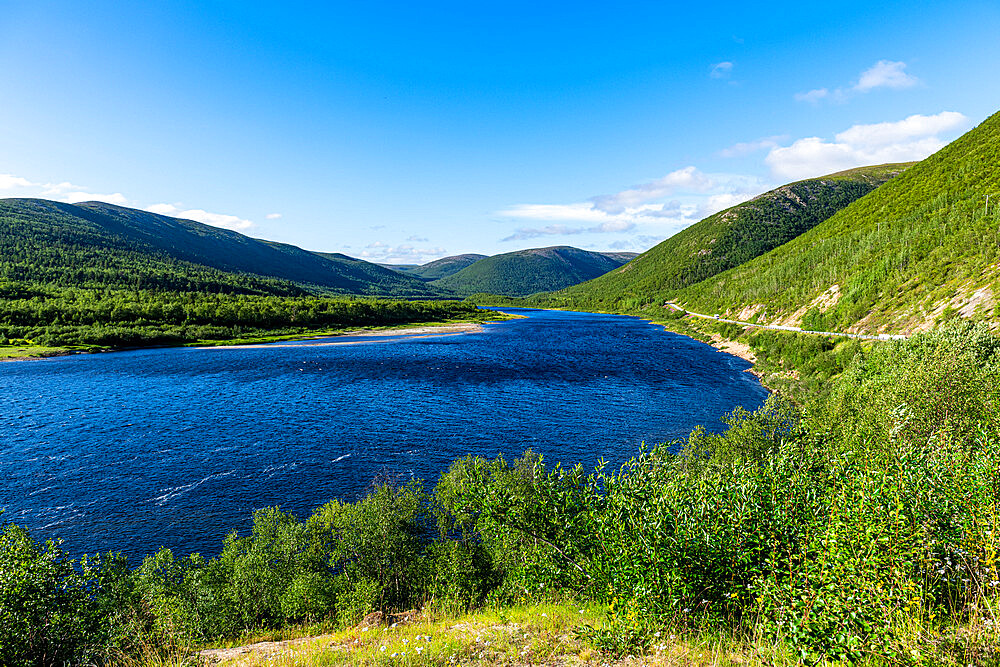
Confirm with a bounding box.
[384,254,488,281]
[0,199,444,297]
[431,246,638,296]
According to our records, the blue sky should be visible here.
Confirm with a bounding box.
[1,1,998,263]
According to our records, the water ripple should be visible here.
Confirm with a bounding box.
[0,308,767,559]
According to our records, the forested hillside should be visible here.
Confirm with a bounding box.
[432,246,637,296]
[525,164,908,311]
[0,199,493,353]
[0,199,443,297]
[388,253,488,280]
[671,111,1000,333]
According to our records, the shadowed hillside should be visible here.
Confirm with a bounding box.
[0,199,444,297]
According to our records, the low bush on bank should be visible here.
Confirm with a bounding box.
[3,322,999,665]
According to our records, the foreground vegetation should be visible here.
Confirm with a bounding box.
[4,322,999,665]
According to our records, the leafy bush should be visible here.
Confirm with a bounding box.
[0,523,137,666]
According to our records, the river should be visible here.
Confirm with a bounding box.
[0,308,768,559]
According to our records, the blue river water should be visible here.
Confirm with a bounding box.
[0,308,768,560]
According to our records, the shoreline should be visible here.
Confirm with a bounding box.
[0,316,512,362]
[195,321,486,349]
[478,301,770,386]
[641,313,770,386]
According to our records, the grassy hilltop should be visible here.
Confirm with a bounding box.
[431,246,637,296]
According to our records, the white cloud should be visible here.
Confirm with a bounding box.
[357,242,447,263]
[835,111,966,146]
[501,202,613,223]
[793,88,829,104]
[55,191,128,205]
[502,219,638,242]
[146,203,179,215]
[36,181,128,205]
[265,213,282,219]
[0,174,36,189]
[718,135,788,158]
[406,235,429,242]
[590,166,715,214]
[855,60,918,92]
[710,61,733,78]
[146,203,255,231]
[765,111,968,180]
[699,192,757,217]
[498,169,767,243]
[796,60,920,104]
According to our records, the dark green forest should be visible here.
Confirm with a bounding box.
[0,286,491,349]
[0,199,496,352]
[0,199,443,297]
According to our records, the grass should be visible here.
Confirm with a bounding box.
[0,343,75,359]
[191,603,605,666]
[165,603,785,667]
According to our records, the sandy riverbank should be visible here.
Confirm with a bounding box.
[707,333,757,365]
[196,322,486,350]
[0,321,494,361]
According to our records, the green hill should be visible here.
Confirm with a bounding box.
[672,110,1000,334]
[431,246,637,296]
[0,199,443,298]
[400,253,489,281]
[536,164,909,311]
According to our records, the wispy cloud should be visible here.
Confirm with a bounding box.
[855,60,918,92]
[43,181,128,205]
[794,88,833,104]
[0,174,35,189]
[589,167,714,214]
[265,212,282,219]
[795,60,919,104]
[147,203,255,231]
[498,167,765,244]
[765,111,968,180]
[501,219,637,242]
[718,135,788,158]
[358,241,447,263]
[710,61,733,79]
